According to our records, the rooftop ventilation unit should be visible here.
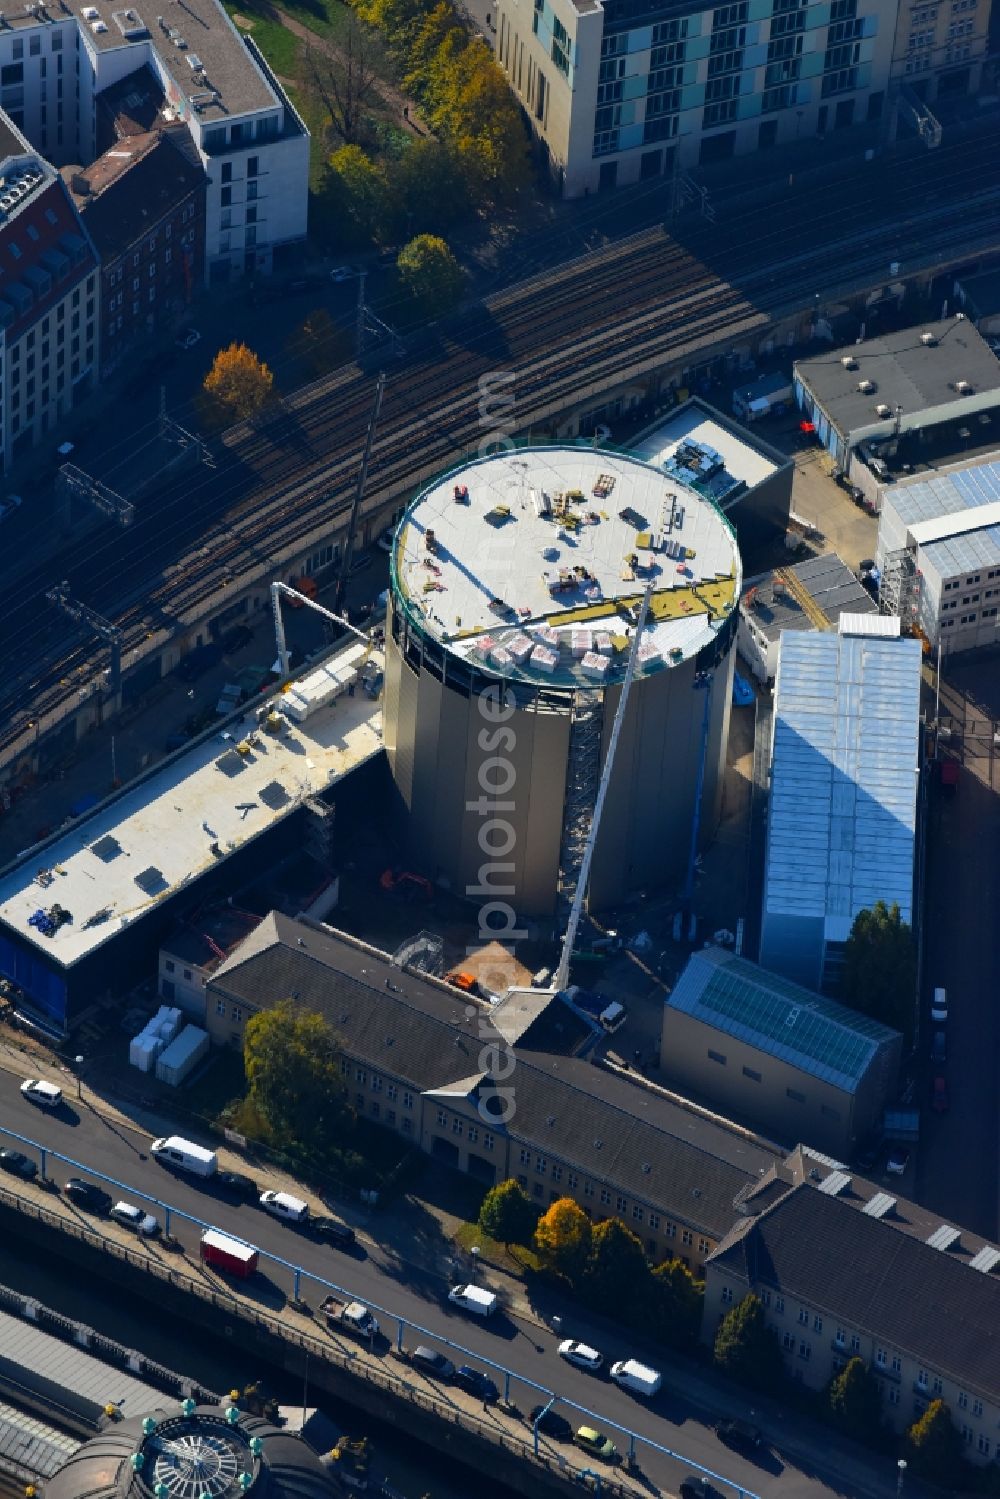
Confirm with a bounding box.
[926,1224,961,1252]
[90,19,107,31]
[81,4,98,15]
[970,1247,1000,1273]
[875,403,892,418]
[955,379,973,395]
[817,1171,852,1196]
[840,355,857,369]
[857,379,876,394]
[862,1193,896,1219]
[186,52,202,68]
[920,331,937,346]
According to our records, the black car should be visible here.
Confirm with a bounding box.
[455,1366,499,1403]
[64,1178,111,1214]
[0,1148,37,1179]
[680,1478,720,1499]
[716,1418,763,1452]
[530,1405,573,1443]
[312,1216,356,1248]
[216,1170,259,1201]
[221,624,254,654]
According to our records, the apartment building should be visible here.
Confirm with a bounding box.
[67,123,206,373]
[495,0,898,195]
[0,122,99,473]
[206,912,784,1274]
[0,0,308,282]
[890,0,990,100]
[705,1146,1000,1463]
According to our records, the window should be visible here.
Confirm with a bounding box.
[721,1285,734,1305]
[216,999,226,1017]
[799,1342,811,1361]
[483,1132,494,1150]
[600,1187,611,1204]
[536,1155,548,1174]
[221,163,232,183]
[681,1228,693,1247]
[775,1296,785,1314]
[533,1182,543,1198]
[371,1075,383,1092]
[567,1172,578,1189]
[356,1067,368,1085]
[1,63,23,86]
[820,1104,841,1120]
[978,1436,991,1457]
[583,1181,594,1198]
[958,1391,969,1410]
[246,209,257,226]
[248,155,259,177]
[148,287,156,303]
[8,243,20,260]
[165,960,175,973]
[891,1355,902,1374]
[340,1058,350,1076]
[467,1125,478,1144]
[787,1087,806,1103]
[386,1109,396,1127]
[221,186,232,208]
[247,181,258,202]
[814,1315,823,1333]
[161,979,175,1000]
[916,1369,928,1389]
[876,1348,888,1368]
[519,1147,531,1165]
[370,1101,380,1119]
[972,1399,983,1418]
[887,1387,900,1406]
[962,1425,973,1446]
[708,1049,727,1065]
[782,1331,795,1351]
[851,1334,861,1353]
[632,1205,644,1222]
[616,1195,627,1212]
[52,30,62,48]
[451,1117,463,1135]
[231,1006,243,1022]
[438,1109,449,1128]
[742,1065,762,1081]
[799,1308,810,1325]
[649,1212,660,1230]
[403,1091,413,1108]
[402,1117,413,1134]
[386,1083,397,1101]
[551,1164,562,1182]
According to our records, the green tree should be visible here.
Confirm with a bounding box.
[243,999,352,1154]
[202,342,274,425]
[713,1293,786,1391]
[828,1357,883,1444]
[403,0,465,98]
[533,1197,592,1284]
[647,1257,705,1349]
[287,308,353,380]
[396,234,463,317]
[325,145,389,247]
[388,139,468,235]
[906,1400,964,1484]
[842,899,916,1039]
[477,1178,539,1250]
[429,42,529,202]
[582,1217,650,1319]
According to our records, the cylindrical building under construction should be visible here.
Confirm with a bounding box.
[382,446,741,918]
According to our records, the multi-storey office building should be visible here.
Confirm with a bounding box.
[890,0,989,101]
[0,123,99,473]
[0,0,308,282]
[496,0,899,194]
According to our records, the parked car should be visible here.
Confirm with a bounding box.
[574,1427,617,1461]
[175,328,201,350]
[454,1366,499,1403]
[64,1178,111,1213]
[931,1029,947,1065]
[931,1075,949,1113]
[110,1201,160,1237]
[221,624,254,654]
[215,1170,259,1201]
[680,1478,720,1499]
[557,1339,603,1372]
[330,265,358,283]
[930,987,948,1023]
[20,1078,63,1109]
[886,1147,910,1176]
[530,1406,573,1442]
[0,1148,37,1179]
[311,1216,356,1248]
[717,1419,764,1452]
[376,527,394,552]
[410,1346,455,1381]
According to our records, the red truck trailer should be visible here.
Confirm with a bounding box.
[200,1228,259,1279]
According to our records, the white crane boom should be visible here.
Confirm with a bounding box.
[553,583,653,994]
[270,581,377,679]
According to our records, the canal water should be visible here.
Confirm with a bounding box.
[0,1245,516,1499]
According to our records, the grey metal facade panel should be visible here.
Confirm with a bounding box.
[0,1310,164,1424]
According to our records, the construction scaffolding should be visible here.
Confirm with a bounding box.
[878,546,919,631]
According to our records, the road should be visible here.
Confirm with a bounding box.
[0,1072,906,1499]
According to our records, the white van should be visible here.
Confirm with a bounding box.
[447,1284,498,1318]
[259,1189,309,1223]
[931,987,948,1023]
[599,1001,627,1034]
[610,1359,662,1398]
[150,1135,218,1178]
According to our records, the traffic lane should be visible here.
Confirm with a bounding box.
[0,1081,853,1499]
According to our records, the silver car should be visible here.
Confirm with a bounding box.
[558,1339,604,1372]
[110,1201,160,1237]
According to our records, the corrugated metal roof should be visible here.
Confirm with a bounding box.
[838,613,900,637]
[764,631,922,939]
[0,1309,166,1426]
[667,947,898,1092]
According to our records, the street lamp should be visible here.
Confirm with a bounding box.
[74,1055,84,1100]
[897,1458,907,1496]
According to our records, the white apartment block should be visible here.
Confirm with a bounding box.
[497,0,908,195]
[0,0,308,282]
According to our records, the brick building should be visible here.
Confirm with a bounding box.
[67,126,206,374]
[0,119,98,472]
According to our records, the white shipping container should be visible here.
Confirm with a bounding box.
[155,1025,210,1087]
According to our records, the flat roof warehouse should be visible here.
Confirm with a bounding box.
[0,638,383,972]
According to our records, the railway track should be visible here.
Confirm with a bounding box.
[3,137,1000,771]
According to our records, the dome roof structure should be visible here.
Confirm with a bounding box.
[44,1406,338,1499]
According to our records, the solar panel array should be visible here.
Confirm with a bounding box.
[668,949,897,1090]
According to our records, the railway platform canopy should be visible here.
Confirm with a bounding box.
[0,636,383,1022]
[391,444,741,689]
